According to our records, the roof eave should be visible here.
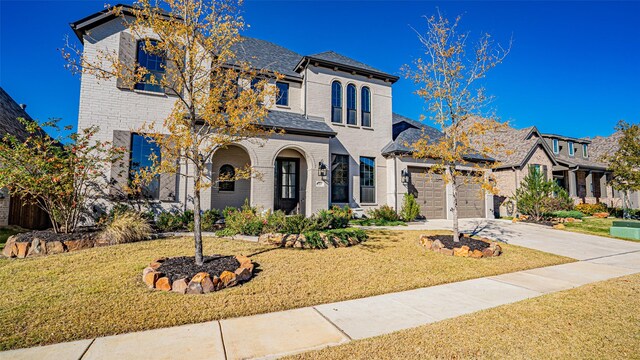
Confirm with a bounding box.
[295,56,399,83]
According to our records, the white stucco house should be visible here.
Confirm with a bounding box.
[70,5,496,220]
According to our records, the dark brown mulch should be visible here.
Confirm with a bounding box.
[521,219,554,227]
[13,230,97,243]
[157,255,240,283]
[427,234,491,252]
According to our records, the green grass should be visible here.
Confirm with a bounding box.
[0,230,572,350]
[563,217,640,241]
[0,226,25,251]
[287,273,640,360]
[350,219,407,226]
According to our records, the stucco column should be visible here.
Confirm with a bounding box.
[568,171,577,197]
[586,171,594,197]
[599,173,608,199]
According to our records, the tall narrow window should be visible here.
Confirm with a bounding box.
[346,84,357,125]
[218,164,235,192]
[134,40,165,93]
[583,144,588,158]
[552,139,559,154]
[331,154,349,203]
[360,157,375,203]
[129,133,161,198]
[361,87,371,127]
[331,81,342,123]
[568,141,575,156]
[276,81,289,106]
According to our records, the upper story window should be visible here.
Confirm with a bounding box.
[276,81,289,106]
[346,84,357,125]
[361,87,371,127]
[582,144,588,158]
[552,139,559,154]
[568,141,575,157]
[218,164,235,192]
[129,133,160,198]
[331,81,342,123]
[134,40,165,93]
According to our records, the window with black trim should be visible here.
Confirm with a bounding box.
[346,84,357,125]
[276,82,289,106]
[134,40,165,93]
[360,157,375,203]
[129,133,160,199]
[218,164,235,191]
[361,86,371,127]
[331,154,349,203]
[331,81,342,123]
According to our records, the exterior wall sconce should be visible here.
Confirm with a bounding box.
[318,161,328,178]
[401,169,410,184]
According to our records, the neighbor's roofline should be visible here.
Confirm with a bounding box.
[294,56,399,84]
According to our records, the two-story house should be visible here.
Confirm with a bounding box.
[70,5,495,220]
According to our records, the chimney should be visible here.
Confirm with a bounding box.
[19,104,27,110]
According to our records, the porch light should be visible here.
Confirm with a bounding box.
[318,161,328,178]
[401,169,410,184]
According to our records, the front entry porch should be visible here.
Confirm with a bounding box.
[552,168,620,207]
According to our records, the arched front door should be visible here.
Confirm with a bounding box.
[274,157,300,214]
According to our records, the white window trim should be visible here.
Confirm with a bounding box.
[583,144,588,158]
[553,139,559,154]
[568,141,575,157]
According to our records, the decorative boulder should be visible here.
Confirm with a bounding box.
[489,242,502,256]
[1,236,16,257]
[15,242,30,258]
[235,267,252,282]
[453,246,470,257]
[172,278,189,294]
[219,270,237,287]
[431,239,444,251]
[156,277,172,292]
[143,271,160,289]
[45,241,65,255]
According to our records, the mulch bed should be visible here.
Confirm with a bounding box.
[428,234,491,252]
[157,255,240,283]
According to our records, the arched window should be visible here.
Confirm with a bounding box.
[331,81,342,123]
[218,164,235,191]
[346,84,357,125]
[361,87,371,127]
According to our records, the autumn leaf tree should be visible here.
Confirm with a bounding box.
[605,120,640,217]
[63,0,280,265]
[0,118,122,233]
[404,12,510,242]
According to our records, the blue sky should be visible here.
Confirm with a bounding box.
[1,1,638,139]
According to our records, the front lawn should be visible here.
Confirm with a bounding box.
[563,217,640,241]
[0,230,572,350]
[287,273,640,359]
[0,226,25,251]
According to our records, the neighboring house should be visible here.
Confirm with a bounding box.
[70,5,496,220]
[469,120,633,217]
[0,87,51,229]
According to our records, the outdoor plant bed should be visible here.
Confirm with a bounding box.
[419,234,502,258]
[258,229,368,249]
[1,230,101,258]
[142,254,254,294]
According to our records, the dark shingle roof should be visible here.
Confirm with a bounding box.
[307,51,387,75]
[0,87,33,142]
[231,37,303,80]
[299,51,399,82]
[261,110,336,137]
[588,132,622,164]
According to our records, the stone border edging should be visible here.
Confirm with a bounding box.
[419,234,502,258]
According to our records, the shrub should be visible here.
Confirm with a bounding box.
[155,211,185,231]
[314,206,350,230]
[101,210,152,244]
[351,218,406,226]
[514,170,572,221]
[400,193,420,221]
[325,228,368,245]
[368,205,400,221]
[575,203,608,216]
[303,231,326,249]
[224,202,264,236]
[262,210,287,233]
[548,210,585,219]
[187,209,222,232]
[282,214,314,234]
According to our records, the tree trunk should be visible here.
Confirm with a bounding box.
[448,166,460,242]
[193,166,204,266]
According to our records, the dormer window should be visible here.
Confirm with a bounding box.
[346,84,357,125]
[552,139,559,154]
[568,141,575,157]
[134,40,165,93]
[331,81,342,123]
[583,144,588,158]
[361,87,371,127]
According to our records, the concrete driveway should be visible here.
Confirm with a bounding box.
[366,218,640,261]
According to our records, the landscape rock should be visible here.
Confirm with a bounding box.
[419,235,433,249]
[2,237,16,257]
[489,242,502,256]
[155,277,172,291]
[190,272,209,284]
[220,270,237,287]
[27,238,45,256]
[186,281,203,294]
[63,238,94,252]
[482,248,494,257]
[553,224,566,230]
[431,239,444,251]
[212,276,224,291]
[470,249,484,258]
[234,266,252,282]
[171,278,189,294]
[149,261,163,270]
[142,267,155,277]
[201,275,215,293]
[593,212,609,218]
[143,271,160,288]
[259,233,285,246]
[45,241,65,254]
[15,242,30,258]
[439,247,454,256]
[453,246,470,257]
[284,234,297,247]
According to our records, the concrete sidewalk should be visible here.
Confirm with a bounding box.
[3,220,639,360]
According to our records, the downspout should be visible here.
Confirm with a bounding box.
[303,63,308,119]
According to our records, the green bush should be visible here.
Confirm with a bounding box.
[325,228,368,245]
[303,231,326,249]
[368,205,400,221]
[514,170,573,221]
[155,211,186,231]
[547,210,585,219]
[314,206,350,230]
[224,204,264,236]
[575,203,608,215]
[400,193,420,221]
[187,209,222,232]
[351,218,406,227]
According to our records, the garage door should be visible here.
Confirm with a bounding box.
[408,167,446,219]
[457,173,485,218]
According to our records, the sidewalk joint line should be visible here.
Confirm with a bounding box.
[581,249,640,262]
[217,321,228,360]
[78,338,95,360]
[312,307,353,341]
[487,276,551,294]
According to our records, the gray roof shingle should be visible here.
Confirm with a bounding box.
[0,87,33,142]
[306,51,393,77]
[231,37,303,80]
[261,110,336,137]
